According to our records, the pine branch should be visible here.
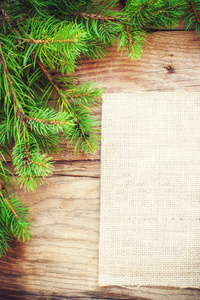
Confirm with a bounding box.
[0,190,30,242]
[36,58,53,83]
[12,137,54,191]
[36,58,101,153]
[190,0,200,23]
[1,6,22,43]
[125,24,135,54]
[0,43,18,106]
[183,0,200,34]
[139,0,156,8]
[124,0,184,29]
[0,40,26,122]
[118,24,146,60]
[3,196,19,220]
[0,184,30,244]
[0,226,10,256]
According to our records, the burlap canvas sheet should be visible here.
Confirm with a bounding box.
[99,93,200,288]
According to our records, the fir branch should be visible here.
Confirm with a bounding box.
[3,197,19,220]
[1,7,22,42]
[190,0,200,23]
[0,226,10,256]
[19,17,86,73]
[36,58,53,83]
[0,42,16,103]
[118,24,146,60]
[136,0,156,11]
[1,8,9,24]
[152,4,181,16]
[35,61,98,150]
[56,89,97,149]
[125,0,184,29]
[125,24,135,54]
[0,192,30,242]
[12,138,54,191]
[36,60,81,119]
[0,41,25,121]
[183,0,200,34]
[27,107,74,136]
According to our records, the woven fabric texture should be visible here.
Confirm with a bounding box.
[99,93,200,288]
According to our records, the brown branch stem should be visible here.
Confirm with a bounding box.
[0,42,25,120]
[26,33,81,44]
[28,116,68,125]
[138,0,156,10]
[70,11,117,21]
[36,59,53,83]
[3,197,19,219]
[190,0,200,23]
[152,4,179,16]
[125,25,134,53]
[71,92,90,98]
[30,161,46,167]
[37,60,89,141]
[1,8,22,42]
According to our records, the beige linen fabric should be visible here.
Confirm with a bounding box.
[99,93,200,288]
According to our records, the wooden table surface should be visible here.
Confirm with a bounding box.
[1,26,200,300]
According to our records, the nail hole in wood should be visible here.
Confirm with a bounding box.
[165,65,175,73]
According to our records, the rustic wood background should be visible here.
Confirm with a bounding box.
[1,11,200,300]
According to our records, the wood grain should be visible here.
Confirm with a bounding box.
[1,29,200,300]
[74,31,200,92]
[1,161,200,300]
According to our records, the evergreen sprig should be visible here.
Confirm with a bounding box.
[183,0,200,34]
[0,0,199,257]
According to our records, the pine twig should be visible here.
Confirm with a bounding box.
[190,0,200,23]
[26,33,81,44]
[0,42,25,121]
[125,25,135,53]
[70,11,118,21]
[36,58,54,83]
[36,59,90,142]
[3,197,19,219]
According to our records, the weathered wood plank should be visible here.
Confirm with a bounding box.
[74,31,200,93]
[1,161,200,300]
[5,160,100,177]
